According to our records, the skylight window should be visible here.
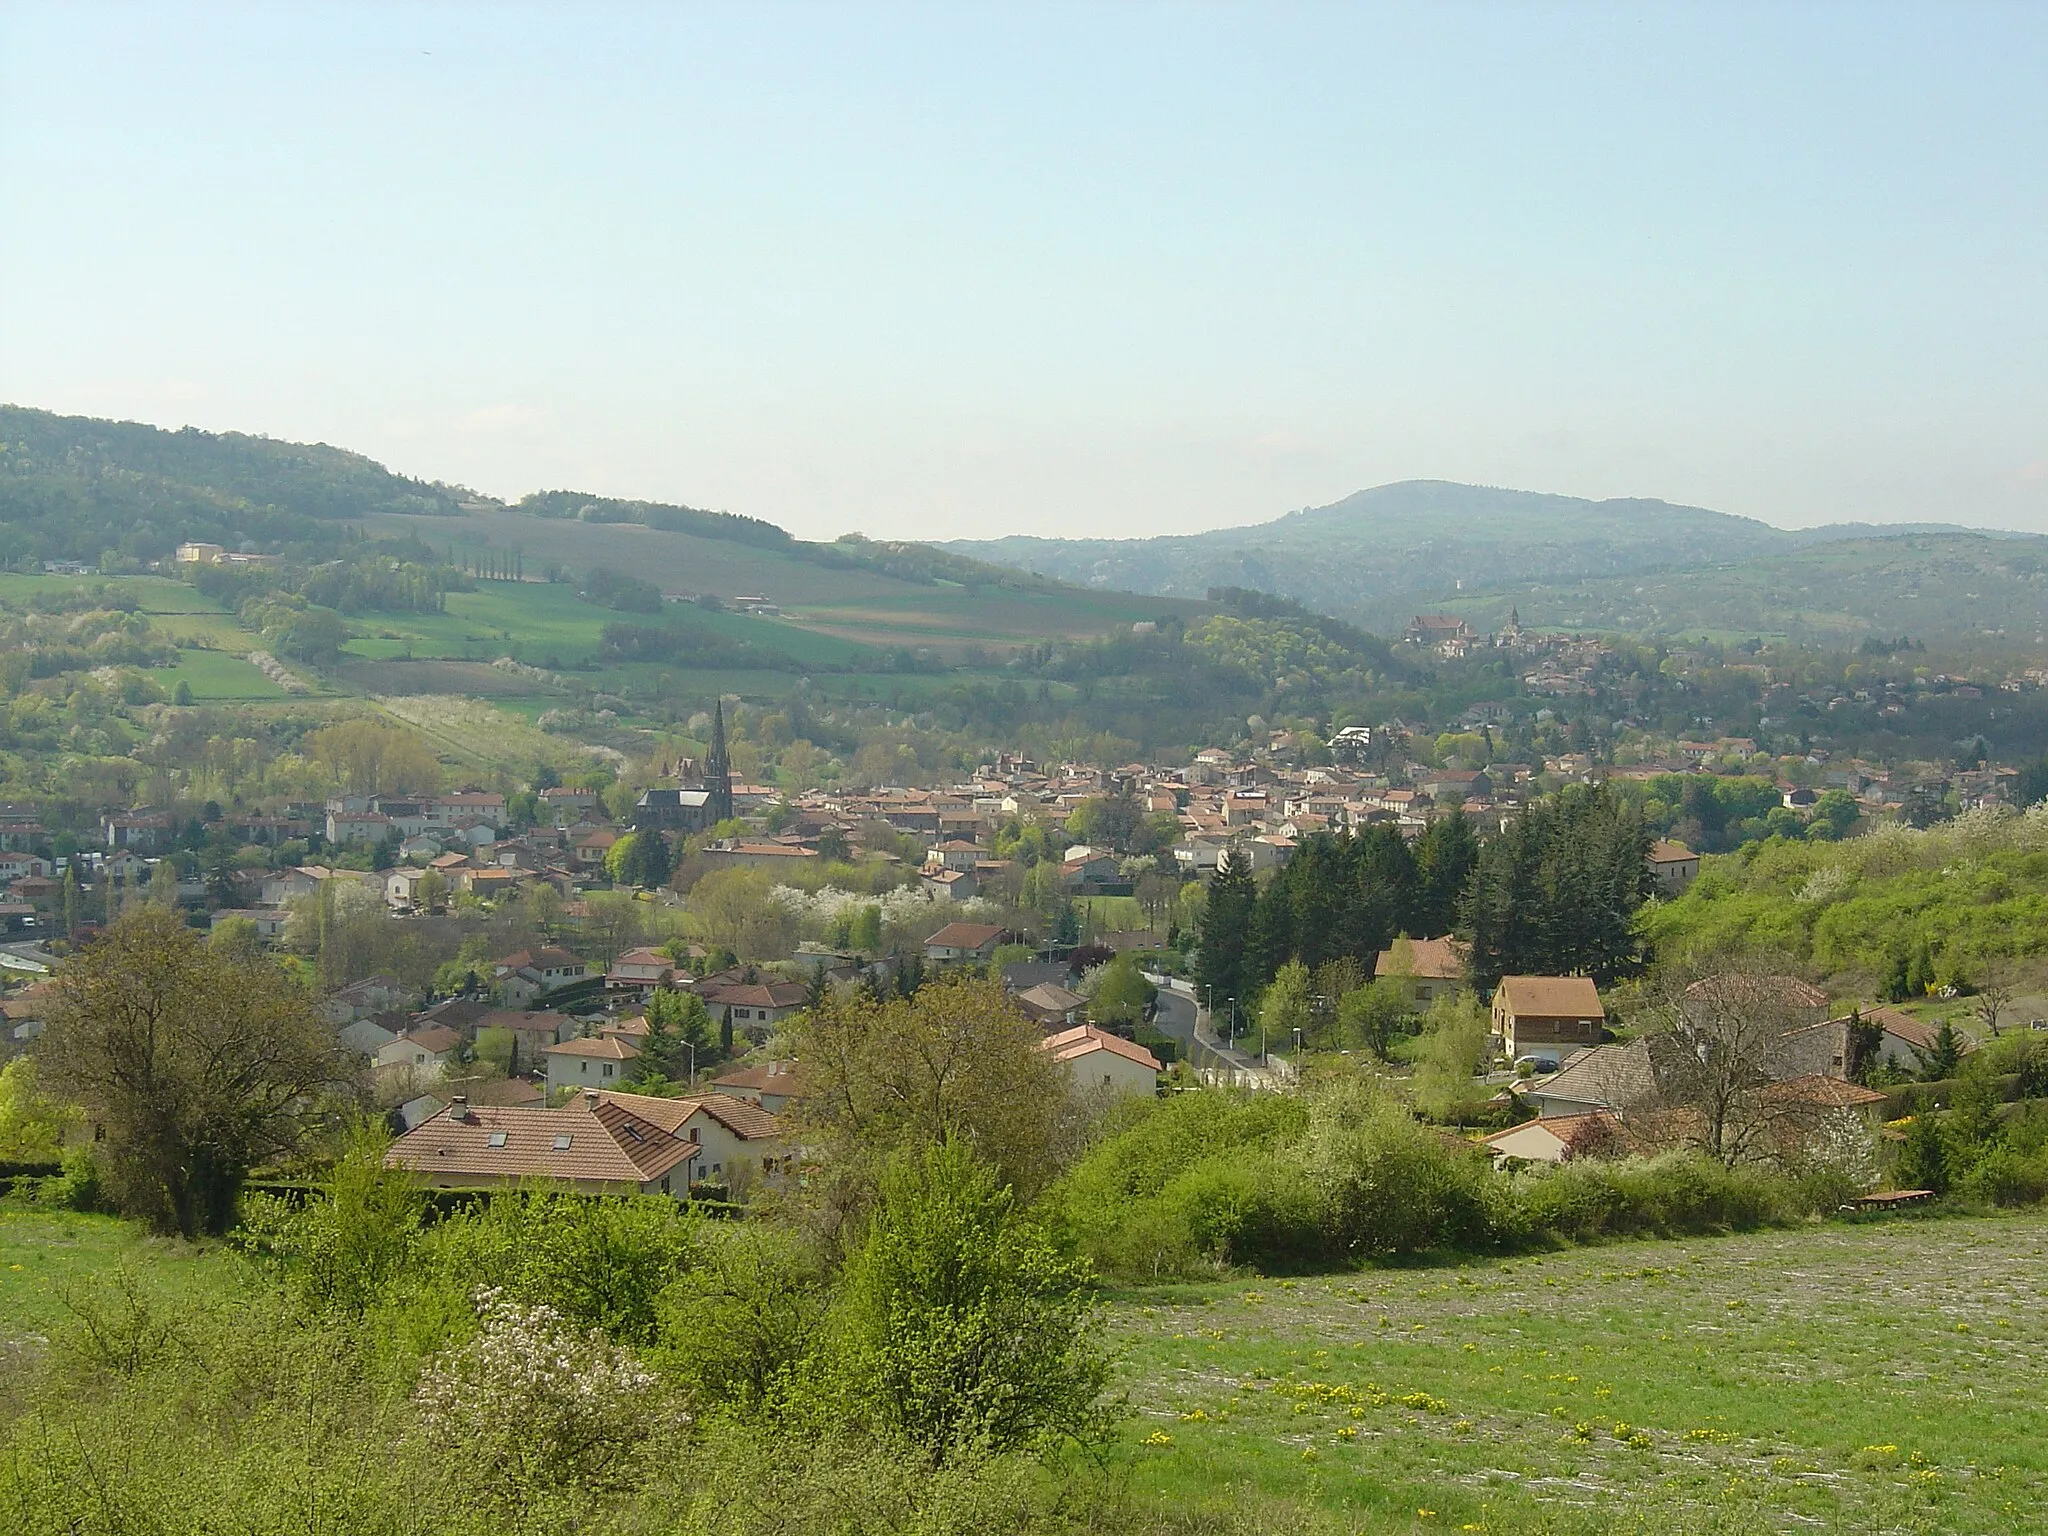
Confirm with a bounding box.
[487,1131,507,1148]
[553,1133,574,1150]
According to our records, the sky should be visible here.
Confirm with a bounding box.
[2,2,2045,542]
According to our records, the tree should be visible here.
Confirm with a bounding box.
[1412,811,1479,938]
[1258,959,1313,1058]
[415,867,449,915]
[1895,1110,1950,1194]
[1086,954,1155,1030]
[1916,1019,1964,1082]
[1194,848,1256,1013]
[40,906,347,1237]
[1972,969,2016,1039]
[0,1058,74,1159]
[1338,978,1410,1060]
[1410,993,1491,1121]
[637,988,715,1085]
[305,718,441,796]
[821,1139,1113,1463]
[1634,965,1827,1166]
[788,972,1072,1230]
[606,831,671,889]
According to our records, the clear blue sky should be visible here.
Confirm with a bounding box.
[2,2,2043,540]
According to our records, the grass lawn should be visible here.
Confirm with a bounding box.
[1108,1210,2048,1533]
[156,648,293,700]
[0,573,226,613]
[0,1207,237,1340]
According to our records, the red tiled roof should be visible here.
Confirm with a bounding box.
[1041,1024,1161,1073]
[385,1101,693,1184]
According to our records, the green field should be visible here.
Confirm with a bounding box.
[0,1209,233,1337]
[156,648,295,700]
[1110,1211,2048,1533]
[6,1205,2046,1532]
[0,572,228,613]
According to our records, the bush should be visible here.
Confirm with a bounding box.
[41,1147,113,1214]
[1956,1145,2048,1208]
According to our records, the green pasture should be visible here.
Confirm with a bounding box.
[1109,1210,2048,1534]
[0,1209,237,1339]
[0,573,227,614]
[156,649,294,701]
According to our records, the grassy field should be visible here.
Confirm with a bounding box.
[0,1208,234,1339]
[156,648,296,700]
[6,1204,2048,1531]
[1109,1210,2048,1534]
[0,573,226,613]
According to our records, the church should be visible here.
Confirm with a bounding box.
[634,699,734,835]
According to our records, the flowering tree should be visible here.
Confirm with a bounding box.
[410,1288,678,1501]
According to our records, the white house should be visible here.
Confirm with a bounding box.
[542,1034,640,1094]
[1041,1024,1160,1097]
[373,1024,462,1081]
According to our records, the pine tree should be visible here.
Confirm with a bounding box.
[1413,811,1478,938]
[1194,848,1257,1013]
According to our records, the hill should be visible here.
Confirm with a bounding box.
[0,404,468,566]
[945,480,2048,640]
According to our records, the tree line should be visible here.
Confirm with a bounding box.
[1195,785,1652,1012]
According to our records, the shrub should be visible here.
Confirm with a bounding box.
[41,1147,112,1214]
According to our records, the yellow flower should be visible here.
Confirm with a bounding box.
[1141,1430,1173,1447]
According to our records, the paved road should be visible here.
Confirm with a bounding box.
[1149,976,1284,1087]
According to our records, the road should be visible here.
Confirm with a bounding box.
[1148,976,1286,1088]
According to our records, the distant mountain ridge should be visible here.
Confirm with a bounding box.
[942,480,2042,636]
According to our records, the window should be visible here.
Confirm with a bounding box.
[602,1063,614,1078]
[487,1131,507,1148]
[553,1133,573,1150]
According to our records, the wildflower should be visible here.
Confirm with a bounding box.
[1337,1426,1358,1441]
[1142,1430,1173,1447]
[1300,1446,1318,1463]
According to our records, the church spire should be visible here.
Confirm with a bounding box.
[706,697,734,823]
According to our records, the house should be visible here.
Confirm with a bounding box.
[1373,936,1466,1004]
[384,868,431,910]
[383,1096,701,1199]
[492,947,590,1007]
[924,922,1007,967]
[339,1016,402,1058]
[1519,1041,1656,1118]
[1646,840,1700,896]
[1041,1023,1161,1097]
[319,974,410,1025]
[0,853,52,883]
[102,812,174,854]
[1491,975,1607,1067]
[1060,846,1123,891]
[542,1034,641,1094]
[326,809,393,847]
[1403,615,1475,654]
[698,840,821,874]
[921,867,980,902]
[1683,974,1829,1034]
[591,1089,793,1193]
[1803,1005,1974,1077]
[607,946,679,994]
[699,980,809,1032]
[924,839,983,874]
[1482,1112,1631,1165]
[374,1024,463,1081]
[541,786,602,824]
[1014,981,1088,1027]
[710,1059,804,1115]
[572,827,621,869]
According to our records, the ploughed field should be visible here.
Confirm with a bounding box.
[1107,1211,2048,1533]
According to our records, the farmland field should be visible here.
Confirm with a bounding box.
[1109,1210,2048,1534]
[155,648,295,700]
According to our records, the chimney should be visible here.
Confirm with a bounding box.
[583,1089,600,1108]
[448,1095,470,1122]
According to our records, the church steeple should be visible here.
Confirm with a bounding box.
[706,697,734,824]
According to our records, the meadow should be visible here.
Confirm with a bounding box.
[6,1201,2045,1534]
[1108,1210,2048,1534]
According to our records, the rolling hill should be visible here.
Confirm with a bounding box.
[944,480,2048,641]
